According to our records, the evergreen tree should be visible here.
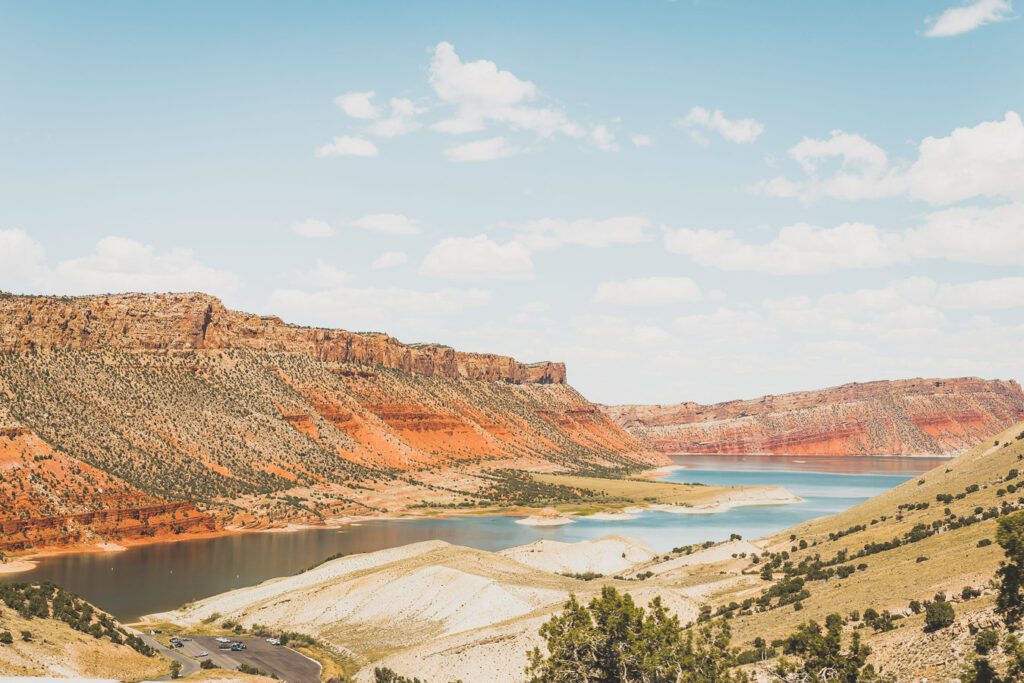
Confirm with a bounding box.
[995,511,1024,628]
[525,586,747,683]
[775,614,885,682]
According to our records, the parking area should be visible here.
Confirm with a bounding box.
[173,635,322,683]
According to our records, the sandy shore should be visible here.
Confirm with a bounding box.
[635,465,684,480]
[649,489,802,515]
[95,542,127,552]
[0,559,38,575]
[515,515,574,526]
[578,511,638,521]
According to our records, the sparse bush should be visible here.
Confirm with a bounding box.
[975,629,999,655]
[924,599,955,632]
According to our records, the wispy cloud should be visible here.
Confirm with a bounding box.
[924,0,1015,37]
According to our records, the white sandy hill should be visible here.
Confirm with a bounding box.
[360,576,735,683]
[500,535,656,576]
[149,539,571,653]
[643,539,763,576]
[149,536,751,683]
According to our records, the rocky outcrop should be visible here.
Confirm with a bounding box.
[0,501,216,552]
[0,292,565,385]
[0,293,651,552]
[605,378,1024,456]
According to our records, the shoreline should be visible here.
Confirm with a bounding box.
[666,451,955,459]
[0,457,866,575]
[0,491,776,575]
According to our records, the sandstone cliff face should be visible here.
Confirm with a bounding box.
[0,292,566,385]
[0,292,646,551]
[605,378,1024,456]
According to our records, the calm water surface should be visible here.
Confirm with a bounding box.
[4,455,946,620]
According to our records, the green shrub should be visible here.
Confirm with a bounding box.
[975,629,999,655]
[924,600,955,632]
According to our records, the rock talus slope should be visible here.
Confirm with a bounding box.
[605,377,1024,456]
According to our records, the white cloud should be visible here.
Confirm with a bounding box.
[675,107,764,144]
[630,133,653,148]
[314,136,379,158]
[290,218,335,238]
[757,112,1024,205]
[572,315,676,348]
[906,111,1024,204]
[291,259,352,289]
[323,42,608,161]
[665,223,898,274]
[515,216,649,250]
[428,42,583,139]
[443,136,519,162]
[333,91,381,119]
[754,130,905,202]
[675,307,768,342]
[666,207,1024,273]
[929,277,1024,309]
[372,251,409,269]
[0,229,48,291]
[429,41,535,113]
[56,237,240,296]
[419,235,533,280]
[269,286,493,329]
[351,213,421,235]
[924,0,1014,37]
[901,203,1024,266]
[789,131,888,173]
[366,98,423,137]
[593,277,703,306]
[588,125,619,152]
[659,274,1024,403]
[1,230,240,298]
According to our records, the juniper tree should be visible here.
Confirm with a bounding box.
[995,511,1024,627]
[525,586,747,683]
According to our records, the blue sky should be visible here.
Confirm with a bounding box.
[1,0,1022,404]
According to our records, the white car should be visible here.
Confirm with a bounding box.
[266,637,281,646]
[197,651,208,657]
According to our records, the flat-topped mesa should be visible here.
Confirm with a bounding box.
[0,292,566,384]
[605,377,1024,456]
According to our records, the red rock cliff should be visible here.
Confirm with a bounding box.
[0,292,566,385]
[604,378,1024,456]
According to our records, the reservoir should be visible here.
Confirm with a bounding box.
[3,455,946,621]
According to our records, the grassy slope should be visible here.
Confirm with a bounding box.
[698,420,1024,678]
[531,473,791,509]
[0,604,168,679]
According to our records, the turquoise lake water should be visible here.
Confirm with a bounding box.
[3,455,946,620]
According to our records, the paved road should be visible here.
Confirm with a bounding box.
[131,630,200,679]
[182,635,322,683]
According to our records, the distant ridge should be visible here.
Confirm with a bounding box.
[604,377,1024,456]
